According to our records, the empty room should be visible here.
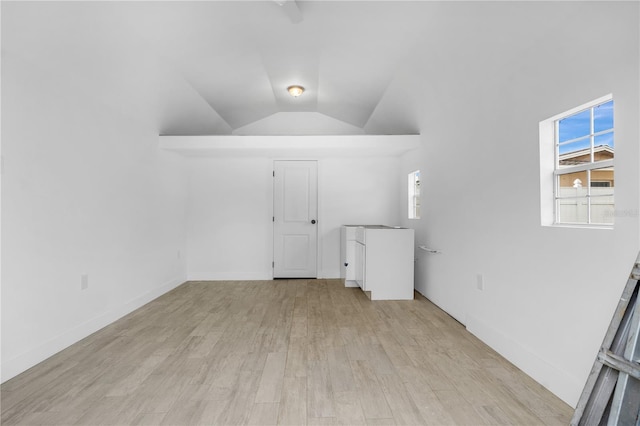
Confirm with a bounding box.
[2,1,640,425]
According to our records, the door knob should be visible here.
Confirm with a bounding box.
[311,219,316,224]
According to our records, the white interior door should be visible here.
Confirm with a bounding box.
[273,160,318,279]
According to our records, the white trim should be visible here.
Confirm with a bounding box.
[555,159,614,175]
[160,135,421,158]
[558,129,613,147]
[466,314,583,407]
[1,277,186,383]
[558,144,614,160]
[539,120,556,226]
[541,94,614,227]
[408,170,421,220]
[189,272,272,281]
[548,223,613,231]
[545,93,613,123]
[316,160,323,279]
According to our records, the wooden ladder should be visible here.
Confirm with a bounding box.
[572,253,640,425]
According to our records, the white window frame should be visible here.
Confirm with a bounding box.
[408,170,421,219]
[539,94,614,228]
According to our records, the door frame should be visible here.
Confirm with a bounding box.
[271,158,321,279]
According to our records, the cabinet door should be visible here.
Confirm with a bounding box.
[355,242,365,289]
[340,226,347,279]
[346,240,356,280]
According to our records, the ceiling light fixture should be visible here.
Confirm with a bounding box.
[287,85,305,97]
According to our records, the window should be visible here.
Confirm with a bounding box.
[541,95,614,226]
[408,170,421,219]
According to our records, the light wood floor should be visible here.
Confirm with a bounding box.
[1,280,573,425]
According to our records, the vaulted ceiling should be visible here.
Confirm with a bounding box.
[2,1,580,136]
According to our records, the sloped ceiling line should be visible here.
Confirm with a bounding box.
[274,0,303,24]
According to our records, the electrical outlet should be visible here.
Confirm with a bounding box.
[81,274,89,290]
[476,274,484,291]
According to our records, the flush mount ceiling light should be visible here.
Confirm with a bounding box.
[287,85,305,97]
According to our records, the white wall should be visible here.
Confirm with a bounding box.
[185,155,401,280]
[3,0,637,409]
[379,2,640,407]
[318,157,401,278]
[1,54,188,382]
[233,112,365,135]
[186,157,273,280]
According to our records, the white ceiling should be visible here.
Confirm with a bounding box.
[2,1,579,136]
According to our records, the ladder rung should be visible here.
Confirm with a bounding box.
[631,264,640,280]
[572,258,640,426]
[598,349,640,381]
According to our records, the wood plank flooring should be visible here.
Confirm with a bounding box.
[1,280,573,425]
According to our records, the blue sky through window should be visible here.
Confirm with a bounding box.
[558,100,613,155]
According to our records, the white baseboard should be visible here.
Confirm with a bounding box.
[187,272,342,281]
[465,313,582,408]
[318,269,340,279]
[344,279,359,288]
[1,276,186,383]
[187,271,272,281]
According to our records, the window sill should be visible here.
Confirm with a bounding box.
[545,223,614,230]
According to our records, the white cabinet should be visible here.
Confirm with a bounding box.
[355,239,365,289]
[340,225,360,287]
[354,225,414,300]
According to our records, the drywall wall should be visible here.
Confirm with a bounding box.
[232,112,365,135]
[185,155,401,280]
[371,1,640,407]
[1,54,188,382]
[186,157,272,280]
